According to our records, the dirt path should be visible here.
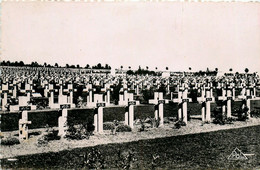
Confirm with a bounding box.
[1,118,260,159]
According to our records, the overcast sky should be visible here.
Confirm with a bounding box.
[1,2,260,72]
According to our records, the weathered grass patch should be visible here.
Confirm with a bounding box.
[2,125,260,169]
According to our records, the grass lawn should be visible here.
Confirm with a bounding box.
[2,125,260,169]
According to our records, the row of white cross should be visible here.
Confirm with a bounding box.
[3,80,258,141]
[18,87,255,141]
[1,79,257,111]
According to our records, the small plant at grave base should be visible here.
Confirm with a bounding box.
[4,103,10,111]
[116,124,132,132]
[103,122,115,131]
[37,124,51,146]
[37,125,60,146]
[163,117,170,124]
[45,128,60,141]
[138,119,146,132]
[78,124,92,139]
[65,122,95,140]
[111,120,120,135]
[82,102,87,107]
[213,108,225,125]
[204,120,211,124]
[226,117,236,124]
[87,121,95,135]
[36,100,48,110]
[37,134,49,146]
[237,106,249,121]
[174,119,186,129]
[116,150,137,170]
[77,96,83,108]
[250,110,260,118]
[213,108,235,125]
[83,148,106,169]
[150,117,161,128]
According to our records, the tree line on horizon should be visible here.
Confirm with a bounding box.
[0,60,111,70]
[0,60,252,76]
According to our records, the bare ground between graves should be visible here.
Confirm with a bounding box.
[1,118,260,159]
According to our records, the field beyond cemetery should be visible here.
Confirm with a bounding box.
[1,118,260,169]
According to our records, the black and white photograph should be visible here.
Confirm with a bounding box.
[0,1,260,169]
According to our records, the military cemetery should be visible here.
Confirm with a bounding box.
[1,1,260,169]
[1,63,260,169]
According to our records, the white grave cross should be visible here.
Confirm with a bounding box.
[94,94,105,133]
[181,87,192,124]
[125,93,136,128]
[58,104,70,137]
[18,102,32,141]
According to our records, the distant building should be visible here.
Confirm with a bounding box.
[216,71,225,77]
[161,71,171,78]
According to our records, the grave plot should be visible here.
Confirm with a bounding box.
[94,94,105,133]
[172,84,192,124]
[124,93,136,128]
[18,106,32,141]
[197,87,213,122]
[1,83,12,111]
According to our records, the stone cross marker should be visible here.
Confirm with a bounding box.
[119,85,130,105]
[205,88,213,122]
[1,84,9,111]
[68,84,74,105]
[135,83,139,95]
[218,86,233,118]
[238,83,246,99]
[226,87,233,118]
[94,94,105,133]
[197,88,206,122]
[102,84,111,105]
[153,92,164,126]
[12,84,17,98]
[245,87,253,117]
[157,92,164,126]
[238,86,253,118]
[48,84,55,108]
[252,83,257,98]
[87,84,93,103]
[173,88,183,121]
[125,93,136,128]
[181,87,191,124]
[18,99,32,141]
[218,84,226,115]
[58,104,70,137]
